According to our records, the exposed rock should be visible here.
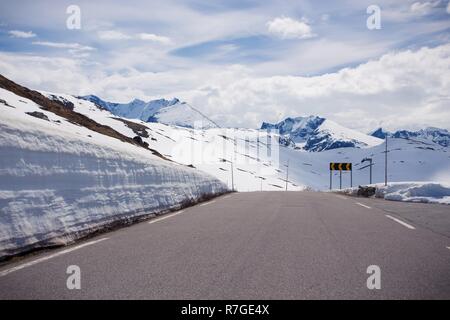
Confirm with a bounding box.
[112,117,150,138]
[133,136,149,148]
[357,186,376,197]
[0,99,14,108]
[26,111,49,121]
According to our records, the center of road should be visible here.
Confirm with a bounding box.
[355,202,371,209]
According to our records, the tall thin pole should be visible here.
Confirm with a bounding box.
[370,159,373,184]
[350,169,353,188]
[285,160,289,191]
[339,170,342,189]
[231,161,234,191]
[330,169,332,190]
[385,135,388,186]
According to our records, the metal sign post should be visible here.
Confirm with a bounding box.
[329,170,332,190]
[361,158,373,184]
[329,163,352,190]
[351,169,353,188]
[385,136,388,186]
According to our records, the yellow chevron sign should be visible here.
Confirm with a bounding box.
[330,162,352,171]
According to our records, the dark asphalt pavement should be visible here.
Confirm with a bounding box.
[0,191,449,299]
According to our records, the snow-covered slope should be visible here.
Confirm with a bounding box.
[0,83,227,259]
[280,136,450,190]
[262,116,383,151]
[41,92,306,192]
[42,93,450,192]
[80,95,217,129]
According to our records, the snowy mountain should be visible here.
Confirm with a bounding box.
[370,127,450,147]
[369,128,389,139]
[39,92,450,192]
[2,74,449,194]
[40,92,305,192]
[80,95,218,129]
[262,116,383,152]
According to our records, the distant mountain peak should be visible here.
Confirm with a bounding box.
[369,128,389,139]
[262,116,383,152]
[261,115,325,141]
[79,95,216,129]
[130,98,145,105]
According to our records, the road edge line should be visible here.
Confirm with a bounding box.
[0,237,109,278]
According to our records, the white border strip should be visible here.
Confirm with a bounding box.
[148,210,184,224]
[200,200,216,207]
[0,237,109,278]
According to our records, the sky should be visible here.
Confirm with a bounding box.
[0,0,449,132]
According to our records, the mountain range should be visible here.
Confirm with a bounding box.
[1,73,449,194]
[79,95,450,152]
[80,95,218,129]
[370,127,450,147]
[261,116,383,152]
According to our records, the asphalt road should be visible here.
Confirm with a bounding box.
[0,191,449,299]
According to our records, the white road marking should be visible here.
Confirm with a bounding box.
[222,195,231,199]
[356,202,371,209]
[385,215,416,230]
[446,246,450,250]
[200,200,216,207]
[148,210,184,224]
[0,237,108,278]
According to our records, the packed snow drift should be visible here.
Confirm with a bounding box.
[337,182,450,204]
[0,85,227,259]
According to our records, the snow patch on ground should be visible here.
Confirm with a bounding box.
[377,182,450,204]
[338,182,450,205]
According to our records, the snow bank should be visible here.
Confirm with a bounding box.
[337,182,450,205]
[0,90,228,259]
[376,182,450,204]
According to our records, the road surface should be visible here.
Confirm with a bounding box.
[0,191,449,299]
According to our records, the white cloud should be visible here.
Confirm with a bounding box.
[32,41,95,57]
[98,30,172,44]
[320,14,330,22]
[266,16,315,40]
[97,30,131,40]
[32,41,94,51]
[410,1,441,15]
[1,44,449,133]
[447,1,450,13]
[8,30,36,38]
[137,33,172,45]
